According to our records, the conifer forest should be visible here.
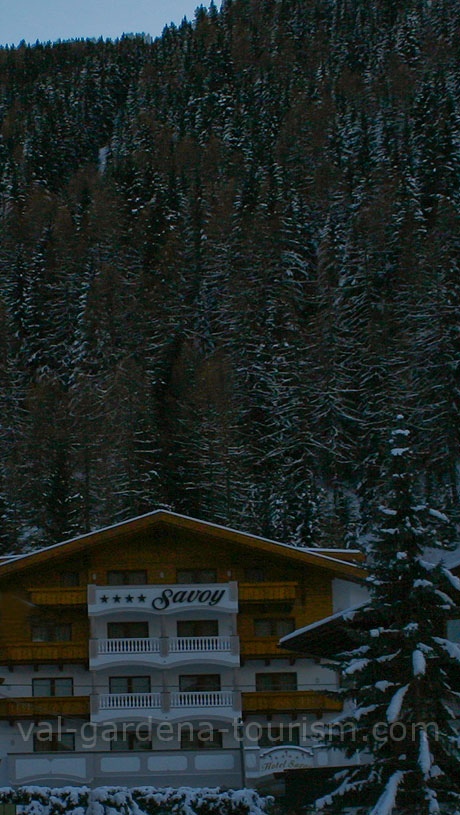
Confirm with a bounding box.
[1,0,459,552]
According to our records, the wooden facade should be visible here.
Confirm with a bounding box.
[0,510,366,789]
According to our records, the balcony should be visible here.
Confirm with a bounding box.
[88,582,238,616]
[29,588,86,606]
[92,690,240,723]
[170,690,235,709]
[239,582,297,604]
[242,690,342,713]
[1,642,88,665]
[90,636,239,669]
[0,696,90,719]
[98,692,162,712]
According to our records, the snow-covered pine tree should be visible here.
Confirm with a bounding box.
[315,415,460,815]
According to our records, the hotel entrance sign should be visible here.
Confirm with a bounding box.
[259,746,313,775]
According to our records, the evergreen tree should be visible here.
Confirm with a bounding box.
[315,416,460,814]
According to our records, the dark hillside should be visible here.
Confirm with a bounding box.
[0,0,459,550]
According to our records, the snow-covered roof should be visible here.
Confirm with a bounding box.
[0,509,366,579]
[280,603,368,647]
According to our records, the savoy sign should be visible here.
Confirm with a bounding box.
[152,587,226,610]
[91,582,238,615]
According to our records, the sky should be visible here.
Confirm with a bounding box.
[0,0,207,48]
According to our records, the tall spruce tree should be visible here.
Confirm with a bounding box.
[315,416,460,815]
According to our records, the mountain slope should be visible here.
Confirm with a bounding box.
[0,0,459,551]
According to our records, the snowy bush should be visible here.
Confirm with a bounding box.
[0,786,273,815]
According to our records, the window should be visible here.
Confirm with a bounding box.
[447,619,460,643]
[34,732,75,752]
[31,623,71,642]
[107,570,147,585]
[180,729,223,750]
[179,674,221,692]
[254,618,295,638]
[255,673,297,692]
[109,676,151,694]
[107,621,149,639]
[59,571,80,587]
[245,567,266,582]
[176,569,217,584]
[177,620,218,637]
[258,726,300,748]
[110,731,152,751]
[33,678,73,697]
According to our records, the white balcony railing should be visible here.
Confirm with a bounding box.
[99,638,161,655]
[99,692,162,710]
[169,636,233,653]
[170,691,234,708]
[96,636,235,657]
[93,690,240,721]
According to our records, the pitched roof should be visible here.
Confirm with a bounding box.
[0,509,366,580]
[279,602,369,658]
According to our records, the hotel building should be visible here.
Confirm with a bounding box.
[0,510,369,790]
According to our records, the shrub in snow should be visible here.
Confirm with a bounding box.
[0,786,272,815]
[0,786,89,815]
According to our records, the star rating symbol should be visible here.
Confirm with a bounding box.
[137,594,146,603]
[126,594,134,603]
[101,595,108,603]
[113,595,121,603]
